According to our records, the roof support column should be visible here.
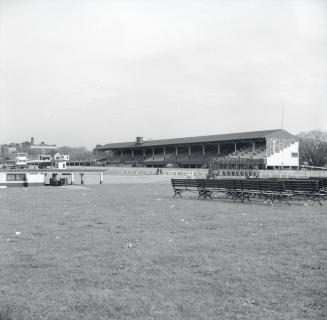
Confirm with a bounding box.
[143,149,145,160]
[217,143,220,156]
[120,149,123,160]
[202,144,205,157]
[175,146,178,159]
[152,148,155,160]
[252,141,255,153]
[233,142,237,154]
[163,147,166,161]
[188,146,191,159]
[131,149,134,160]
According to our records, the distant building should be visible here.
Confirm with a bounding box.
[54,153,69,169]
[1,137,57,164]
[0,145,15,163]
[15,153,28,167]
[29,137,56,150]
[39,155,52,162]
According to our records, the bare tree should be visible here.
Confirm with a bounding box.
[297,131,327,167]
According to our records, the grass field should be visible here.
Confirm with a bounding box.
[0,177,326,319]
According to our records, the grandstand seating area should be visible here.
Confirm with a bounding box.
[94,129,299,169]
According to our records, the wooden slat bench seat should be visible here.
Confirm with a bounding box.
[197,179,242,201]
[284,179,323,205]
[256,180,292,204]
[171,179,201,198]
[309,177,327,194]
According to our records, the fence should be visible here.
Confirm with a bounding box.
[3,166,325,179]
[102,167,327,179]
[103,167,208,178]
[258,170,327,179]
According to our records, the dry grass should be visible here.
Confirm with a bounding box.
[0,179,326,319]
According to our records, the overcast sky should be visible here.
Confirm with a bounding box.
[0,0,326,149]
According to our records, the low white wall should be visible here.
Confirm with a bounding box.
[259,170,327,178]
[0,172,6,183]
[102,166,327,179]
[104,167,209,178]
[26,173,45,184]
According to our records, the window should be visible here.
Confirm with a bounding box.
[291,153,298,158]
[6,174,26,181]
[16,174,26,181]
[6,174,16,181]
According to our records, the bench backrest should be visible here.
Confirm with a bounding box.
[284,180,319,192]
[308,177,327,189]
[171,179,200,188]
[240,179,261,191]
[259,180,285,192]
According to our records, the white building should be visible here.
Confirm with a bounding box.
[54,153,70,169]
[15,153,28,167]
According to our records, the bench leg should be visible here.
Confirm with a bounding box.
[198,190,212,200]
[232,191,243,203]
[314,195,322,206]
[243,192,252,203]
[283,195,292,206]
[206,191,213,200]
[173,189,183,198]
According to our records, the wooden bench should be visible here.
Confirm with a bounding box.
[309,177,327,193]
[198,179,242,201]
[228,179,292,204]
[239,179,261,202]
[284,180,323,205]
[256,180,292,204]
[171,178,324,205]
[171,179,201,198]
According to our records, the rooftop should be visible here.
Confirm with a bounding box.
[96,129,297,150]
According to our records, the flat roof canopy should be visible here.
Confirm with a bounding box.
[96,129,297,150]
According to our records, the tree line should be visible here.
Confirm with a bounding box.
[298,130,327,167]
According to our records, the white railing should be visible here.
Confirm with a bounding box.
[103,167,209,178]
[258,170,327,179]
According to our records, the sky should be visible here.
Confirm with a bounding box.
[0,0,326,149]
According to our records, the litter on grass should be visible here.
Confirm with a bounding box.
[15,232,21,236]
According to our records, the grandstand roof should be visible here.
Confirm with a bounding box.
[96,129,297,150]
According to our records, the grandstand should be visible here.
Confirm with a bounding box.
[94,129,299,169]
